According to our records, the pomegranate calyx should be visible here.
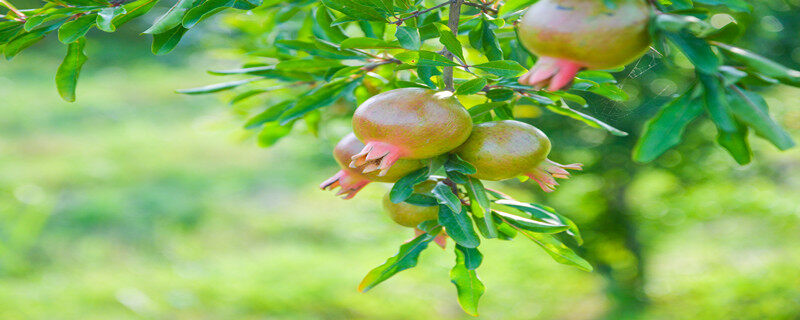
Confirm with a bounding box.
[349,141,404,177]
[319,169,371,200]
[524,159,583,192]
[518,57,584,91]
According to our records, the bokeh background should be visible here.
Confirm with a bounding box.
[1,1,799,319]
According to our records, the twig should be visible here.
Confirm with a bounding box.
[392,0,453,26]
[361,58,402,72]
[0,0,25,20]
[463,1,498,14]
[442,0,464,91]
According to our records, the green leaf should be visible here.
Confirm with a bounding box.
[438,205,480,248]
[404,194,439,207]
[257,121,293,147]
[464,177,496,238]
[175,78,256,94]
[143,0,193,34]
[358,231,436,292]
[182,0,261,28]
[698,72,736,132]
[58,14,96,44]
[394,50,459,67]
[390,167,430,203]
[339,37,400,49]
[432,182,462,213]
[438,26,464,63]
[714,42,800,86]
[321,0,387,22]
[395,26,420,50]
[4,32,45,60]
[455,245,482,270]
[55,37,87,102]
[497,0,536,17]
[467,101,506,118]
[244,100,294,129]
[450,247,485,316]
[726,87,794,150]
[473,60,526,77]
[315,7,347,42]
[693,0,751,12]
[96,6,126,32]
[666,32,719,74]
[113,0,159,28]
[276,58,341,71]
[633,89,703,163]
[455,77,487,95]
[654,14,713,37]
[517,229,592,271]
[543,102,628,136]
[278,77,361,124]
[716,120,751,165]
[444,154,477,175]
[493,210,569,234]
[151,25,189,55]
[494,199,582,244]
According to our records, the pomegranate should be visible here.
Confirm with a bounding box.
[516,0,651,91]
[383,177,448,248]
[320,133,426,199]
[453,120,582,192]
[351,88,472,175]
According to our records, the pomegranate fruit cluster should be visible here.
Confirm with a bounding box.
[320,87,581,227]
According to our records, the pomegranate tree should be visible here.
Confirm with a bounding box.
[516,0,651,91]
[4,0,796,315]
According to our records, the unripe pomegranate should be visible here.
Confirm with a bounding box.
[351,88,472,175]
[453,120,582,192]
[516,0,651,91]
[382,178,441,228]
[320,133,426,199]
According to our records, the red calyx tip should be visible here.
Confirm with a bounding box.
[518,57,583,92]
[525,159,583,192]
[320,170,370,199]
[349,141,403,176]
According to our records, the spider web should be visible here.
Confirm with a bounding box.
[591,48,666,122]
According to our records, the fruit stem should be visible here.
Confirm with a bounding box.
[442,0,463,91]
[0,0,26,21]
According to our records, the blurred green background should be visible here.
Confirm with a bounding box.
[2,2,800,319]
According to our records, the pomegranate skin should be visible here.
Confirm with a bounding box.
[351,88,472,175]
[454,120,582,192]
[382,179,440,228]
[320,133,426,199]
[517,0,651,90]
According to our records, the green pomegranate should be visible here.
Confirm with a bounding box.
[454,120,582,192]
[351,88,472,176]
[516,0,651,91]
[382,178,442,228]
[321,133,426,199]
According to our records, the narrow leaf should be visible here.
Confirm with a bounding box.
[633,89,703,162]
[450,247,485,316]
[175,78,256,94]
[438,205,480,248]
[55,37,88,102]
[726,87,794,150]
[58,14,96,44]
[143,0,193,34]
[473,60,526,77]
[358,231,436,292]
[456,77,487,95]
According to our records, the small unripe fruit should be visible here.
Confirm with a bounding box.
[517,0,651,91]
[351,88,472,175]
[321,133,426,199]
[454,120,582,192]
[382,178,441,228]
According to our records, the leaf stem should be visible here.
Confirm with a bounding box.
[391,1,453,26]
[442,0,463,91]
[0,0,25,21]
[463,1,497,14]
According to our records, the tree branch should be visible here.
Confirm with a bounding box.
[463,1,498,14]
[391,1,453,26]
[442,0,463,91]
